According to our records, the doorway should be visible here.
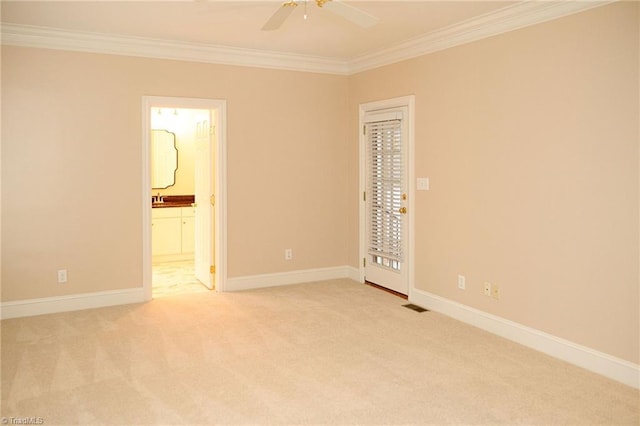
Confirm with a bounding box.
[359,95,415,297]
[142,97,227,301]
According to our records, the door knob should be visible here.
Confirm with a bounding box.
[399,207,407,214]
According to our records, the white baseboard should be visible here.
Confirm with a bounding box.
[0,287,146,320]
[0,266,354,318]
[410,288,640,389]
[347,266,361,282]
[225,265,352,292]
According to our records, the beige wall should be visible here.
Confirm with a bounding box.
[1,2,638,365]
[349,2,639,363]
[1,48,350,300]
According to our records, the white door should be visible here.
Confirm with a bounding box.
[194,114,213,289]
[364,109,409,295]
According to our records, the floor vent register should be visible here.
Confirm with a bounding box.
[402,304,429,313]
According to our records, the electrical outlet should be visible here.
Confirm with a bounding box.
[457,275,465,290]
[284,249,293,260]
[417,177,430,191]
[57,269,68,284]
[491,284,500,299]
[484,282,491,296]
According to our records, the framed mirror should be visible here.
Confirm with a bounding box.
[151,129,178,189]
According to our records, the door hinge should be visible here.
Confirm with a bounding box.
[363,191,366,202]
[363,125,366,135]
[210,265,216,274]
[210,125,216,136]
[363,257,366,267]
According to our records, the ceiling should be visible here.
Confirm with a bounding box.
[0,1,608,74]
[1,1,515,59]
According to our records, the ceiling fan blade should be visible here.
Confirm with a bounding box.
[262,1,298,31]
[320,0,378,28]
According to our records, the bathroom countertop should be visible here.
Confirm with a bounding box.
[152,194,195,208]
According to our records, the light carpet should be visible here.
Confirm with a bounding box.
[1,279,638,425]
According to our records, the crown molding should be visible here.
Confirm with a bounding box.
[1,1,613,76]
[347,0,614,74]
[0,23,350,75]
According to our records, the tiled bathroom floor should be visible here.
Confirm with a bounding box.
[152,260,211,298]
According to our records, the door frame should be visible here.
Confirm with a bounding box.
[141,96,228,300]
[358,95,415,297]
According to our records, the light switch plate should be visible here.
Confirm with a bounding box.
[417,177,429,191]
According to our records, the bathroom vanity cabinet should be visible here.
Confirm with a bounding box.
[152,206,195,259]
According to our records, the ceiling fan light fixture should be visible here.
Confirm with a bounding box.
[261,0,378,31]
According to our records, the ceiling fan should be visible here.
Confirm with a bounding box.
[262,0,378,31]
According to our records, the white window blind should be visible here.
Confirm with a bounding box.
[366,117,404,269]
